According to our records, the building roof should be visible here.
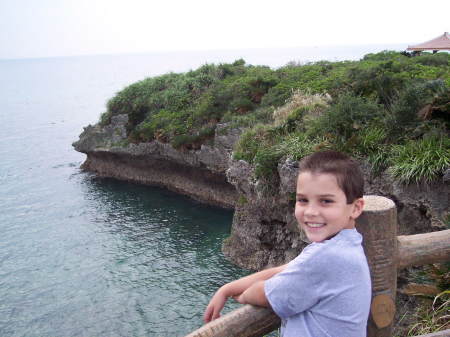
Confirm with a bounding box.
[407,32,450,51]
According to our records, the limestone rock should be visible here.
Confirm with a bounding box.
[73,114,128,152]
[443,168,450,182]
[223,158,306,270]
[73,118,242,208]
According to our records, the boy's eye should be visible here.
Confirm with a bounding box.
[296,198,308,203]
[321,199,334,204]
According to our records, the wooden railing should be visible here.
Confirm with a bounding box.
[185,196,450,337]
[414,331,450,337]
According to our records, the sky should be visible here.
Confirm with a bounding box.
[0,0,449,59]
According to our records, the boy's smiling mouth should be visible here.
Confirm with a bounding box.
[305,222,325,228]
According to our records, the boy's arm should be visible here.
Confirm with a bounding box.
[234,280,268,307]
[203,263,287,323]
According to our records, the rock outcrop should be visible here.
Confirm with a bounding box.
[73,114,241,209]
[74,116,449,271]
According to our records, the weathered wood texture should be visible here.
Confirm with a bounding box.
[397,229,450,269]
[356,196,398,337]
[184,305,280,337]
[413,329,450,337]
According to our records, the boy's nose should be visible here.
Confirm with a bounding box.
[304,204,319,216]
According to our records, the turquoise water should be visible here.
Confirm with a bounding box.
[0,55,250,337]
[0,46,403,336]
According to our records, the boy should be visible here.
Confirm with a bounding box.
[203,151,371,337]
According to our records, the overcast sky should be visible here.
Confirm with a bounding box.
[1,0,448,59]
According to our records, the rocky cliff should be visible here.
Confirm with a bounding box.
[74,115,449,271]
[73,114,241,209]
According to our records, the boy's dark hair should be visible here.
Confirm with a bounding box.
[299,151,364,203]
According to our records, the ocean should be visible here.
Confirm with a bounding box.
[0,44,404,337]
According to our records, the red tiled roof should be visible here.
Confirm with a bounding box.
[407,32,450,51]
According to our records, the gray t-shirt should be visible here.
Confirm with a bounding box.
[265,229,371,337]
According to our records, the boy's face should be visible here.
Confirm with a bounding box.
[295,171,364,243]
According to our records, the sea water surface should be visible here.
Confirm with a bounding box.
[0,45,404,337]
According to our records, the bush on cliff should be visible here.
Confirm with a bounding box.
[234,78,449,183]
[100,51,449,183]
[101,59,281,148]
[389,134,450,184]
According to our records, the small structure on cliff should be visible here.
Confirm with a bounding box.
[407,32,450,54]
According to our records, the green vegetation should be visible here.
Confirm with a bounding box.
[102,59,278,149]
[401,290,449,336]
[389,135,450,184]
[395,263,450,337]
[100,51,449,183]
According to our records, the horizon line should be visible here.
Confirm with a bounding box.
[0,42,410,62]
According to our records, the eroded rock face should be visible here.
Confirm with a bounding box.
[73,114,128,152]
[223,158,449,271]
[363,165,450,235]
[73,115,240,208]
[222,159,305,270]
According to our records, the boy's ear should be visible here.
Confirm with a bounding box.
[351,197,365,220]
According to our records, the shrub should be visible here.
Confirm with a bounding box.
[253,146,284,179]
[272,89,331,126]
[352,125,392,174]
[105,73,183,130]
[388,135,450,184]
[306,93,384,149]
[413,53,449,67]
[233,124,279,163]
[276,133,327,161]
[356,125,388,154]
[386,80,449,139]
[261,61,352,108]
[346,60,409,106]
[221,106,273,129]
[362,50,406,62]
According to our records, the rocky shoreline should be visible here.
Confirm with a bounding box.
[80,151,237,209]
[73,114,241,209]
[73,114,449,271]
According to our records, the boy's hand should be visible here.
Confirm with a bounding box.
[203,287,234,323]
[203,265,286,323]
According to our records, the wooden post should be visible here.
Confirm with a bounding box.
[356,196,398,337]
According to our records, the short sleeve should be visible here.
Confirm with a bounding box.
[264,245,325,319]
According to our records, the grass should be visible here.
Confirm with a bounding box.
[389,135,450,184]
[393,263,450,337]
[406,291,450,336]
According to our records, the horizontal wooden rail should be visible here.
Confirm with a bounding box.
[414,330,450,337]
[185,306,450,337]
[397,229,450,269]
[185,305,279,337]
